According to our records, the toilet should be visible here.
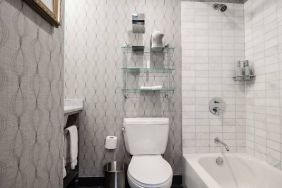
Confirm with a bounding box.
[123,118,173,188]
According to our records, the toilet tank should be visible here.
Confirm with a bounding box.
[123,118,169,155]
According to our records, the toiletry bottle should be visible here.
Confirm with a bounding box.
[235,61,243,81]
[243,60,251,81]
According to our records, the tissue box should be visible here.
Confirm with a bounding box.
[132,13,145,33]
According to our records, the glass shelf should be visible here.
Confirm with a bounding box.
[121,45,175,53]
[122,67,175,73]
[233,75,256,81]
[123,88,175,93]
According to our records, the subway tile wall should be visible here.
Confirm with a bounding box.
[181,1,246,154]
[245,0,282,169]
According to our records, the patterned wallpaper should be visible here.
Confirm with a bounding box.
[64,0,182,177]
[0,0,64,188]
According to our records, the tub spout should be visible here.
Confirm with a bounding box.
[214,137,230,151]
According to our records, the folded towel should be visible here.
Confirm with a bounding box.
[63,158,67,178]
[140,85,163,90]
[65,125,78,169]
[63,133,67,178]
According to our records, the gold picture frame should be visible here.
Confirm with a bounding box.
[24,0,61,27]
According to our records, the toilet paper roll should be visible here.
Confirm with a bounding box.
[105,136,118,150]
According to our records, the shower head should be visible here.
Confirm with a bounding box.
[213,4,227,12]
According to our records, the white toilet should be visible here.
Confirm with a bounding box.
[123,118,173,188]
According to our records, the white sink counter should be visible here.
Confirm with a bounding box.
[64,105,83,114]
[64,98,84,115]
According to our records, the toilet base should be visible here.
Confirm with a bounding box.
[127,173,172,188]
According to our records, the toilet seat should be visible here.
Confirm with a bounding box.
[127,155,173,188]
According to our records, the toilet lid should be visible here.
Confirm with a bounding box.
[128,155,173,185]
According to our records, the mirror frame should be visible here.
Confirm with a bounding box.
[24,0,61,27]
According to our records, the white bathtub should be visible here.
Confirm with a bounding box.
[183,153,282,188]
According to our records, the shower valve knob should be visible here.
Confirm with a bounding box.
[213,107,218,113]
[209,97,225,116]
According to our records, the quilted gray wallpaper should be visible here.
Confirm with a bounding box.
[64,0,182,177]
[0,0,64,188]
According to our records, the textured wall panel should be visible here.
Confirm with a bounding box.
[0,0,64,187]
[64,0,182,177]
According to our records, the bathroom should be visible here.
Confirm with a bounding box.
[0,0,282,187]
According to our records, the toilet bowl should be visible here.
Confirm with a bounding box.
[127,155,173,188]
[123,118,173,188]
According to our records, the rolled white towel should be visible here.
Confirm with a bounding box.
[65,125,78,169]
[140,85,163,90]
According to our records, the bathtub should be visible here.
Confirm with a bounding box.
[183,153,282,188]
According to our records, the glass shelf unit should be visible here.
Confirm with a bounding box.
[122,67,175,73]
[122,45,175,98]
[121,45,175,54]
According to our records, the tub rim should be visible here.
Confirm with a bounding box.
[183,153,282,188]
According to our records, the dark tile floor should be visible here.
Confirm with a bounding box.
[69,186,182,188]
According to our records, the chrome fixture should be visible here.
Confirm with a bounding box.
[213,4,227,12]
[132,13,145,33]
[233,60,256,81]
[209,97,225,116]
[216,156,224,165]
[214,137,230,152]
